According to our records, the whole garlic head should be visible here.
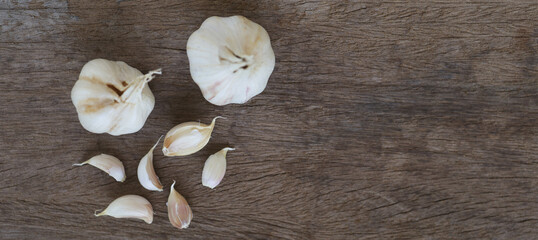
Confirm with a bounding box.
[71,59,161,136]
[187,16,275,106]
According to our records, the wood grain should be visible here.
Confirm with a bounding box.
[0,0,537,239]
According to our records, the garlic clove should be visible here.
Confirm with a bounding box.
[71,59,161,136]
[167,181,193,229]
[137,136,164,191]
[74,154,126,182]
[95,195,153,224]
[162,116,222,156]
[202,147,234,189]
[187,16,275,106]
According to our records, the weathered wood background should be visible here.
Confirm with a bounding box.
[0,0,537,239]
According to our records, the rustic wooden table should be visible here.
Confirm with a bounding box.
[1,1,537,239]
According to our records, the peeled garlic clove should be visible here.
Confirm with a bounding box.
[167,181,193,229]
[137,136,163,191]
[74,154,126,182]
[71,59,161,136]
[95,195,153,224]
[187,16,275,106]
[162,116,222,156]
[202,147,234,189]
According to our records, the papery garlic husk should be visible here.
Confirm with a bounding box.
[202,147,234,189]
[162,116,222,156]
[137,136,163,191]
[187,15,275,106]
[95,195,153,224]
[71,58,161,136]
[74,154,126,182]
[167,181,193,229]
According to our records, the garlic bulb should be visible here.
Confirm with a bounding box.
[167,181,193,229]
[71,59,161,136]
[187,16,275,106]
[202,147,234,189]
[95,195,153,224]
[137,136,163,191]
[162,116,222,156]
[74,154,126,182]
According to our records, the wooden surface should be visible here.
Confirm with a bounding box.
[1,0,537,239]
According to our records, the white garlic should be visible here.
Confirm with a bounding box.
[162,116,222,156]
[202,147,234,189]
[187,16,275,106]
[71,59,161,136]
[74,154,126,182]
[167,181,193,229]
[137,136,163,191]
[95,195,153,224]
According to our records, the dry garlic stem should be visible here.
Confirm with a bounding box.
[162,116,222,156]
[74,154,126,182]
[71,59,161,136]
[95,195,153,224]
[187,16,275,105]
[137,136,163,191]
[202,148,234,189]
[167,181,193,229]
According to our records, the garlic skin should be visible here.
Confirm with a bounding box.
[162,116,222,156]
[137,136,163,191]
[74,154,126,182]
[95,195,153,224]
[167,181,193,229]
[71,59,161,136]
[202,147,234,189]
[187,16,275,106]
